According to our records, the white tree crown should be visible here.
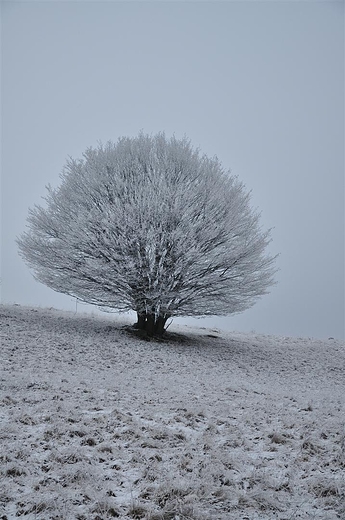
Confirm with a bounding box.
[18,132,278,323]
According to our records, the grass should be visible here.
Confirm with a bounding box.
[0,304,344,519]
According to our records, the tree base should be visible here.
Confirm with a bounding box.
[134,313,168,337]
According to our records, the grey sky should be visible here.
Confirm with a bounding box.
[1,1,344,339]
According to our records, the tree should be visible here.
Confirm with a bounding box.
[18,132,277,336]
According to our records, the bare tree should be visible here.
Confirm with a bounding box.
[18,132,277,336]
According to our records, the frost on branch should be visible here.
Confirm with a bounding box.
[17,132,277,336]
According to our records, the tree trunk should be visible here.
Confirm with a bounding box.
[136,313,146,331]
[135,312,168,337]
[146,314,155,336]
[155,316,167,336]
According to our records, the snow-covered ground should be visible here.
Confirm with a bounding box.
[1,304,344,519]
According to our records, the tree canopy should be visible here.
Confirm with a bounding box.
[18,132,277,336]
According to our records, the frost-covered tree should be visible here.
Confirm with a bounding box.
[18,132,277,336]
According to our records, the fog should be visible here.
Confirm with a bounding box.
[1,1,344,339]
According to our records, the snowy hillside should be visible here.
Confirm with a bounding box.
[1,305,344,519]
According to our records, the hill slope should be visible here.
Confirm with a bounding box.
[1,304,344,519]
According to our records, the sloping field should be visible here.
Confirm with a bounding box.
[1,304,344,519]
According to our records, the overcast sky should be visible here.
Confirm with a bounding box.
[1,1,344,339]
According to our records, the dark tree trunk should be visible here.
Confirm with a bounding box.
[146,314,155,336]
[135,312,168,337]
[136,313,146,331]
[155,316,167,337]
